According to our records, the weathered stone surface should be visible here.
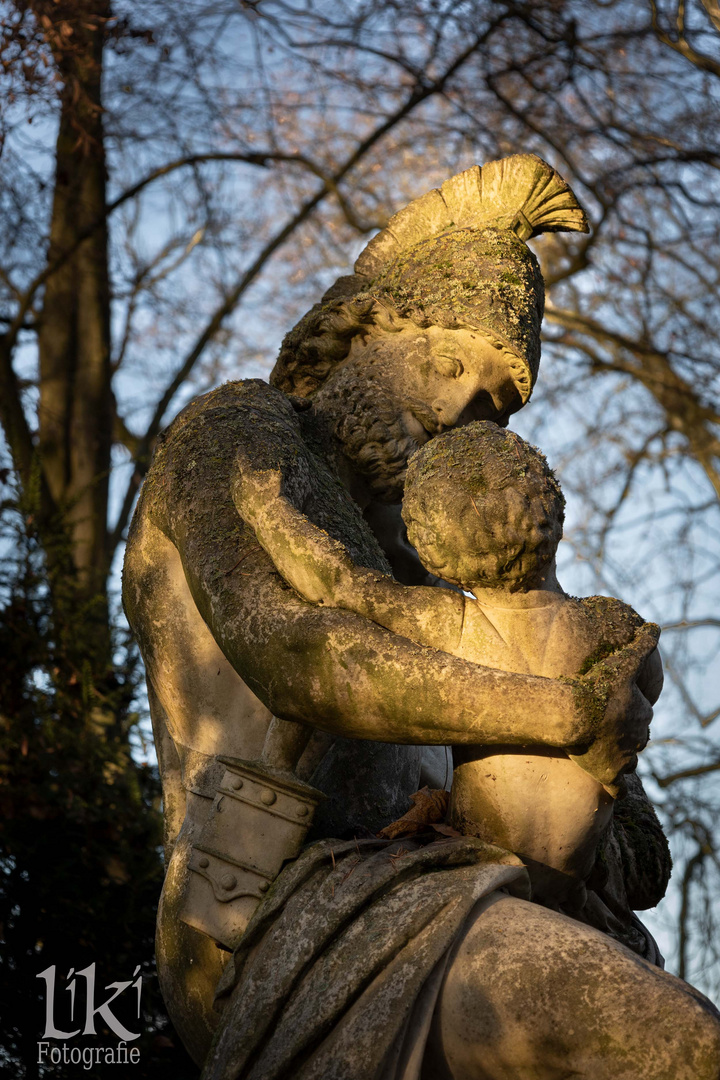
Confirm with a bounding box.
[203,836,528,1080]
[238,419,668,945]
[372,227,544,401]
[433,892,720,1080]
[354,155,588,279]
[121,154,713,1077]
[273,155,588,403]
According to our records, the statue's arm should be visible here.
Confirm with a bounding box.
[235,466,465,652]
[148,397,571,747]
[170,520,656,775]
[175,526,580,749]
[565,598,662,792]
[144,381,654,777]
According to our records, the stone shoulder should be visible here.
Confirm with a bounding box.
[133,380,303,529]
[547,593,647,679]
[128,378,390,575]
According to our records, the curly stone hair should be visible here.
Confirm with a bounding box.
[401,421,565,589]
[269,280,529,401]
[270,291,393,398]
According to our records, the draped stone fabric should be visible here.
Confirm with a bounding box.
[202,836,529,1080]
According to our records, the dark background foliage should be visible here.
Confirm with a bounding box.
[0,0,719,1073]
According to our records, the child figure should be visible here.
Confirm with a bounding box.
[236,422,662,901]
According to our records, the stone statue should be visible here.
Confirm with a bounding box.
[122,155,720,1078]
[234,421,663,888]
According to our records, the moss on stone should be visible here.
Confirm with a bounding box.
[564,673,609,738]
[368,227,543,394]
[142,379,391,589]
[578,640,620,677]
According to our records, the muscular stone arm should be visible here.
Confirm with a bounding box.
[174,521,578,749]
[236,468,465,653]
[136,381,655,777]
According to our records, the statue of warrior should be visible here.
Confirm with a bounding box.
[124,156,718,1079]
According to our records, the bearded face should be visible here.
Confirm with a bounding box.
[311,357,426,503]
[310,325,522,504]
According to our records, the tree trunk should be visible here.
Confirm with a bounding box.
[34,2,113,674]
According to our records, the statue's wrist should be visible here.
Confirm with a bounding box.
[555,675,601,748]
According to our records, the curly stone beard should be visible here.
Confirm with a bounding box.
[317,365,425,503]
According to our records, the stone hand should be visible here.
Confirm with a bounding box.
[568,622,660,795]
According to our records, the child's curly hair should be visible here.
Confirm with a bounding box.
[402,422,565,589]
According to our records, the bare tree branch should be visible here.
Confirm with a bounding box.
[109,23,501,550]
[0,338,39,492]
[545,305,720,498]
[679,843,706,979]
[656,760,720,787]
[649,0,720,77]
[0,149,385,365]
[662,618,720,630]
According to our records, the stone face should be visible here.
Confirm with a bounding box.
[121,155,714,1077]
[272,153,588,403]
[372,227,544,400]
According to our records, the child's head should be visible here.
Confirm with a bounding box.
[402,421,565,592]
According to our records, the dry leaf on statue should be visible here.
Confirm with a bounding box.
[377,787,450,839]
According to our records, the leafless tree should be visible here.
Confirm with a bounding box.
[1,0,719,1011]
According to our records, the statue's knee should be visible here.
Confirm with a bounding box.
[436,895,720,1080]
[676,993,720,1080]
